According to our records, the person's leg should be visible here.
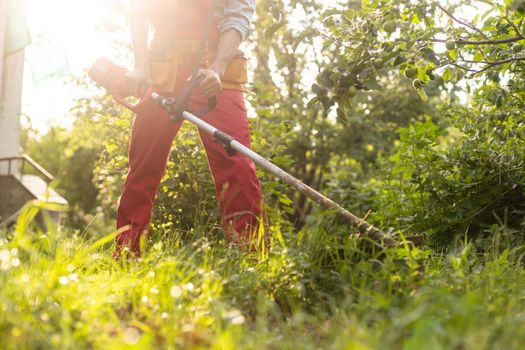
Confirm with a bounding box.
[115,92,183,256]
[190,89,268,249]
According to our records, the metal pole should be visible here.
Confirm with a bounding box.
[179,108,397,246]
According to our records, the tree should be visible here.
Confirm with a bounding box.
[302,0,525,243]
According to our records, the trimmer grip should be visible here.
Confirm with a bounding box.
[88,57,148,113]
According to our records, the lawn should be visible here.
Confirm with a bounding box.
[1,203,525,349]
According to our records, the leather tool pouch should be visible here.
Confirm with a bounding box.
[148,48,179,93]
[222,51,248,87]
[148,47,248,93]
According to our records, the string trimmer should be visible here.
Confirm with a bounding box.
[90,0,414,248]
[88,56,416,248]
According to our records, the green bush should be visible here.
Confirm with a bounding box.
[373,100,525,244]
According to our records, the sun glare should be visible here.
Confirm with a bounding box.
[22,0,118,131]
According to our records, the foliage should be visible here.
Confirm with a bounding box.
[21,87,121,228]
[149,124,219,236]
[373,110,525,244]
[310,0,524,105]
[250,0,450,231]
[287,0,525,243]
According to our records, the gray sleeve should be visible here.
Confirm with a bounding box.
[217,0,256,41]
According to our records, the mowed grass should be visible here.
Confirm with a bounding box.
[2,203,525,349]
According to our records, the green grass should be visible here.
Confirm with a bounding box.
[2,202,525,349]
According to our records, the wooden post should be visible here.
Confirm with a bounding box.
[0,0,27,175]
[0,0,6,103]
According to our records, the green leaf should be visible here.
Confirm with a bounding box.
[474,51,484,61]
[418,88,428,102]
[417,68,427,81]
[344,9,356,21]
[442,68,452,81]
[362,0,373,10]
[279,194,293,206]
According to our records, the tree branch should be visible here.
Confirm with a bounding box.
[436,3,489,40]
[448,62,477,73]
[469,56,525,76]
[431,35,524,45]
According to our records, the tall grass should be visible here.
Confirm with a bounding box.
[1,201,525,349]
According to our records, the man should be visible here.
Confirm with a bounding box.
[115,0,266,256]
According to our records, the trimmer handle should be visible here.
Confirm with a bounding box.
[89,57,216,116]
[88,57,149,113]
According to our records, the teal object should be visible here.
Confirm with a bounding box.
[25,33,70,86]
[5,0,31,56]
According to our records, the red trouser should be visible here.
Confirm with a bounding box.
[115,68,266,255]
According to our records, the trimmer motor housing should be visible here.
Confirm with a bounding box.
[88,57,147,112]
[88,57,130,99]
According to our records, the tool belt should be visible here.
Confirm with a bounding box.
[148,39,248,93]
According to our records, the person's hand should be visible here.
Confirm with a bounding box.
[197,68,222,98]
[123,68,150,98]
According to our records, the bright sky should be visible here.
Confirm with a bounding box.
[21,0,339,133]
[22,0,116,131]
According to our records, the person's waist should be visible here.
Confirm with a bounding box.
[150,36,220,51]
[149,38,218,66]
